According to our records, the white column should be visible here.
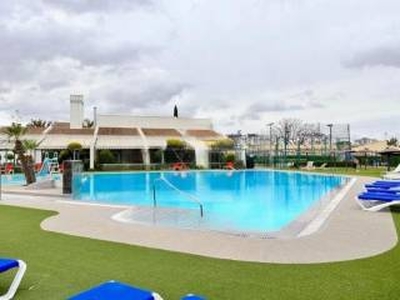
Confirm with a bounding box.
[90,125,99,170]
[90,145,95,169]
[195,147,209,168]
[238,149,247,168]
[142,149,150,168]
[34,150,42,164]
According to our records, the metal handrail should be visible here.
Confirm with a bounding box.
[152,176,204,218]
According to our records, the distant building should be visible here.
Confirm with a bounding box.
[352,140,388,153]
[353,137,379,146]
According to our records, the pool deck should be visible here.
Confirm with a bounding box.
[0,176,397,263]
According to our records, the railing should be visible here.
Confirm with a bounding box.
[152,175,204,218]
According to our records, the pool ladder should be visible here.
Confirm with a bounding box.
[152,176,204,218]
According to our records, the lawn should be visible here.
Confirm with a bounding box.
[0,205,400,299]
[302,167,386,178]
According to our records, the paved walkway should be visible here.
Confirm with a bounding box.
[0,177,397,263]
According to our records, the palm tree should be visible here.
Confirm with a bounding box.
[387,137,398,147]
[23,139,41,160]
[82,119,94,128]
[27,119,51,128]
[2,123,36,184]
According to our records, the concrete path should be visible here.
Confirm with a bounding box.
[0,177,397,263]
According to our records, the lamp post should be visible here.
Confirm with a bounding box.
[266,122,274,167]
[326,124,333,154]
[284,124,290,165]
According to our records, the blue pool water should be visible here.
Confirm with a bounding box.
[1,173,61,185]
[72,170,347,233]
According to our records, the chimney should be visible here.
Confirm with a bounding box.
[93,106,97,127]
[70,94,84,129]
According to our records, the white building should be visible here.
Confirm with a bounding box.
[0,95,226,168]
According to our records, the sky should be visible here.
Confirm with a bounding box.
[0,0,399,139]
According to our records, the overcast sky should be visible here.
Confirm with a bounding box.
[0,0,399,139]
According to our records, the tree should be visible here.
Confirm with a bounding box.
[23,140,41,153]
[23,140,41,164]
[2,123,36,184]
[165,139,194,163]
[67,142,83,160]
[27,119,51,128]
[274,119,304,142]
[82,119,94,128]
[387,137,398,147]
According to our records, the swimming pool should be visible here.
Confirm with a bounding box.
[72,170,348,234]
[0,173,61,186]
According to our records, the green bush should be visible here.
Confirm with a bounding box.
[164,149,195,164]
[98,149,115,164]
[384,155,400,168]
[225,153,235,162]
[211,139,234,150]
[150,149,163,164]
[166,139,186,149]
[67,142,83,152]
[59,149,71,162]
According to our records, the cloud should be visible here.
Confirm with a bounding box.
[0,1,184,123]
[344,44,400,69]
[42,0,153,14]
[0,0,399,140]
[99,80,190,115]
[0,19,155,78]
[239,90,325,121]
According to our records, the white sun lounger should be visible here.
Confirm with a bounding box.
[356,198,400,212]
[0,258,27,300]
[356,194,400,212]
[383,173,400,180]
[302,161,315,170]
[383,164,400,180]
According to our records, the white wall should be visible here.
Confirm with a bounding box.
[97,115,213,130]
[70,95,84,129]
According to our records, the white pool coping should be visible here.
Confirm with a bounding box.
[0,176,397,263]
[298,177,357,237]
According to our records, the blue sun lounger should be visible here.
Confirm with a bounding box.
[365,187,400,194]
[0,258,27,300]
[374,180,400,184]
[359,192,400,201]
[365,181,400,187]
[68,281,163,300]
[68,281,207,300]
[356,192,400,212]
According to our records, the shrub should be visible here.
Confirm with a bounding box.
[225,153,235,163]
[166,139,186,149]
[150,149,163,163]
[211,139,234,150]
[67,142,83,152]
[59,149,71,162]
[98,149,115,164]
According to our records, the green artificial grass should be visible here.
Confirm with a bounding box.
[303,167,386,178]
[1,205,400,299]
